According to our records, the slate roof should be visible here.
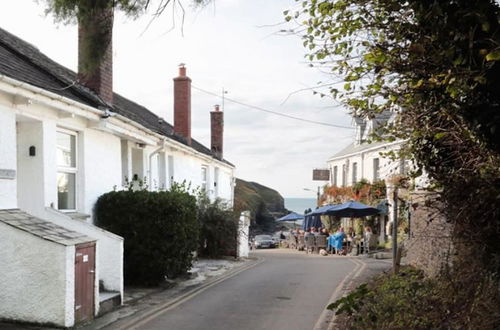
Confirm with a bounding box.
[328,141,387,160]
[0,209,94,246]
[0,26,233,166]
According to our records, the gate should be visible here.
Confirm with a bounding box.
[75,242,96,323]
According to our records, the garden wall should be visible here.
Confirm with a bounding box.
[406,191,454,277]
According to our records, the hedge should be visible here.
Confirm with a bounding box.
[197,195,238,258]
[95,186,199,286]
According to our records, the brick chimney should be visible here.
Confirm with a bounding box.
[211,104,224,159]
[78,7,114,105]
[173,64,192,145]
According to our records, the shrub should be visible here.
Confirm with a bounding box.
[197,193,238,258]
[95,184,199,286]
[329,266,500,329]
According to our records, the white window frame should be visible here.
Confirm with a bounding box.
[373,158,380,181]
[342,164,346,187]
[352,162,358,184]
[56,128,78,211]
[333,166,338,186]
[201,166,208,192]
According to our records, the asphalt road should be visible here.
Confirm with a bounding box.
[135,249,357,330]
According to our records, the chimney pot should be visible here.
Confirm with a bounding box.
[211,106,224,159]
[179,63,186,77]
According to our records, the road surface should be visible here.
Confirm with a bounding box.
[135,249,357,330]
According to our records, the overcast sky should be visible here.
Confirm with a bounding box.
[0,0,355,198]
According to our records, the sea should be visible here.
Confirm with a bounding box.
[284,198,317,215]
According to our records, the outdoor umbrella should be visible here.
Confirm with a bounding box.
[303,211,322,230]
[276,212,304,222]
[324,201,380,218]
[276,212,304,229]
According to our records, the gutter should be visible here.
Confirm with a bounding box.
[0,74,234,169]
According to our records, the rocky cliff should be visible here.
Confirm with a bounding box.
[234,178,288,228]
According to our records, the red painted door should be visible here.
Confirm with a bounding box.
[75,242,96,323]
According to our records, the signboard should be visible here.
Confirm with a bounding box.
[313,169,330,181]
[0,169,16,180]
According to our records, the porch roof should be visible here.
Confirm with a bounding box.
[0,209,94,246]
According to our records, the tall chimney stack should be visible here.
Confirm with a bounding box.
[211,104,224,159]
[78,7,114,105]
[173,64,192,145]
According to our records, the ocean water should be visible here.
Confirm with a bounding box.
[284,198,317,215]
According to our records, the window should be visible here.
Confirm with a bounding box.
[342,164,346,187]
[352,162,358,184]
[57,130,77,210]
[373,158,380,181]
[332,166,338,186]
[201,166,208,191]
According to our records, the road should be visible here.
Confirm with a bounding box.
[134,249,357,330]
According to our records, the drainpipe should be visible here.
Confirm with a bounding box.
[148,139,166,190]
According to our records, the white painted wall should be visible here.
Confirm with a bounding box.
[44,208,123,299]
[0,105,17,209]
[327,142,403,187]
[17,121,44,213]
[237,211,250,258]
[82,128,122,217]
[0,222,73,327]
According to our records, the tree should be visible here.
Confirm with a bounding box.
[290,0,500,274]
[41,0,210,73]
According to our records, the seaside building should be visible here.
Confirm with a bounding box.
[0,23,234,327]
[325,113,408,243]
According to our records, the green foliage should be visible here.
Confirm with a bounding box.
[197,193,238,258]
[41,0,211,74]
[95,183,199,286]
[234,178,286,233]
[294,0,500,275]
[329,267,500,329]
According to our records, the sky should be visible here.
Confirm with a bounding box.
[0,0,355,198]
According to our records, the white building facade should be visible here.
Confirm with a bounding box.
[0,25,235,327]
[326,116,407,243]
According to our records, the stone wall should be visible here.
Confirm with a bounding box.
[405,191,454,277]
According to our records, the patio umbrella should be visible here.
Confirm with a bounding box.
[324,201,380,218]
[303,211,323,230]
[276,212,304,222]
[276,212,304,229]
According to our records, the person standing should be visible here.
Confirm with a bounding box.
[364,226,373,254]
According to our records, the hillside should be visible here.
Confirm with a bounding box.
[234,178,288,231]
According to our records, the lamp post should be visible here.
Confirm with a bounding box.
[303,187,321,206]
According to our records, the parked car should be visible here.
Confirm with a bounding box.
[254,235,276,249]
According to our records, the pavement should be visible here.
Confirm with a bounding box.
[0,250,391,330]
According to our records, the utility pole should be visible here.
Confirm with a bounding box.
[316,186,321,206]
[392,187,399,273]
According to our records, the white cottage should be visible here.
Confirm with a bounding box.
[326,114,407,243]
[0,24,235,327]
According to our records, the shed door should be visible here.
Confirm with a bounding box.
[75,242,95,323]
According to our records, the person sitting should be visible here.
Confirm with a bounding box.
[320,228,329,236]
[332,227,346,255]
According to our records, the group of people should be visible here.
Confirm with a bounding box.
[287,226,374,255]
